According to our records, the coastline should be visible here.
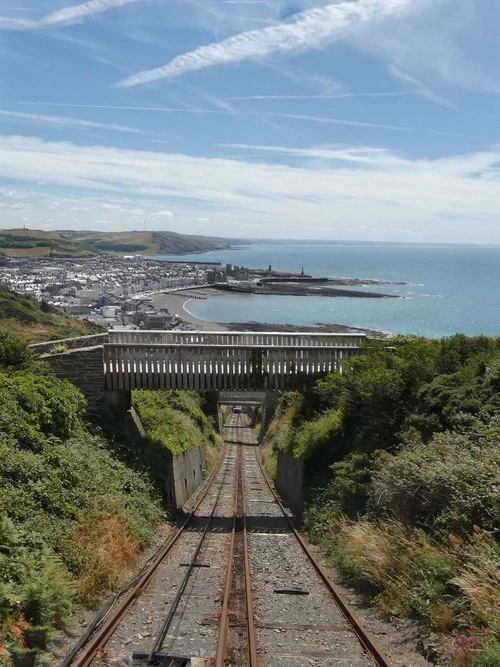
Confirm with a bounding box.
[151,288,386,336]
[152,288,228,331]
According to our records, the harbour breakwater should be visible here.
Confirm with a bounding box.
[215,282,399,299]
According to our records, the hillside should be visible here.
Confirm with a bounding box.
[0,335,217,664]
[64,230,231,255]
[0,229,96,257]
[263,335,500,665]
[0,288,104,342]
[0,228,231,257]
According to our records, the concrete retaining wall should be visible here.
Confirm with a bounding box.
[275,450,304,513]
[126,410,206,508]
[172,446,206,508]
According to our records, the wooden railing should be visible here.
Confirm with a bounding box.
[104,331,366,391]
[107,330,366,348]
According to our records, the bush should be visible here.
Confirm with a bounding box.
[0,333,34,369]
[0,349,164,661]
[370,423,500,533]
[318,517,499,643]
[49,343,68,354]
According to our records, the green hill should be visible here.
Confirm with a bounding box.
[0,229,96,257]
[0,228,231,257]
[68,230,231,255]
[0,288,104,342]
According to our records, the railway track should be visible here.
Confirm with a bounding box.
[62,413,392,667]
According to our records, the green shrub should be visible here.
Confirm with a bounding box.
[370,424,500,533]
[290,408,344,459]
[0,333,34,369]
[49,343,68,354]
[0,345,164,661]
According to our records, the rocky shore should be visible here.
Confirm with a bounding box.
[225,321,387,337]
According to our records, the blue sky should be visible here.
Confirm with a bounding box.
[1,0,499,242]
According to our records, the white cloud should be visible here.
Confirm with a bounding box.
[0,109,149,135]
[351,0,500,93]
[219,143,403,166]
[0,0,143,30]
[42,0,144,26]
[1,135,500,242]
[227,91,420,101]
[0,16,35,29]
[264,112,482,139]
[17,102,228,114]
[154,210,174,216]
[116,0,416,87]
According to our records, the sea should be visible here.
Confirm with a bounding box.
[148,242,500,338]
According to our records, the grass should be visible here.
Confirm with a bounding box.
[306,516,500,665]
[132,390,220,456]
[61,512,138,605]
[68,230,229,255]
[261,441,277,480]
[0,288,104,343]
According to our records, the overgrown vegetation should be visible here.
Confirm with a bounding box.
[133,390,220,455]
[263,335,500,665]
[0,334,221,665]
[0,288,104,342]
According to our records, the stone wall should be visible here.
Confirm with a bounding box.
[40,345,128,416]
[30,333,108,354]
[275,450,304,514]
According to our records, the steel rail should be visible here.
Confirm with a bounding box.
[146,449,235,661]
[254,449,393,667]
[62,444,230,667]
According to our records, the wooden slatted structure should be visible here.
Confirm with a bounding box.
[104,330,366,391]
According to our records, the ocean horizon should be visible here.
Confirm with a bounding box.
[149,242,500,338]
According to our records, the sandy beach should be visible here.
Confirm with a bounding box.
[152,287,229,331]
[151,287,383,335]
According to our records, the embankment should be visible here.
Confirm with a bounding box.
[262,334,500,665]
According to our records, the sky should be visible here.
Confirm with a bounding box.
[0,0,499,243]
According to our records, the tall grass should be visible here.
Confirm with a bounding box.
[315,517,500,664]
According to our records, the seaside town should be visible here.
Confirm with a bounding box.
[0,254,229,330]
